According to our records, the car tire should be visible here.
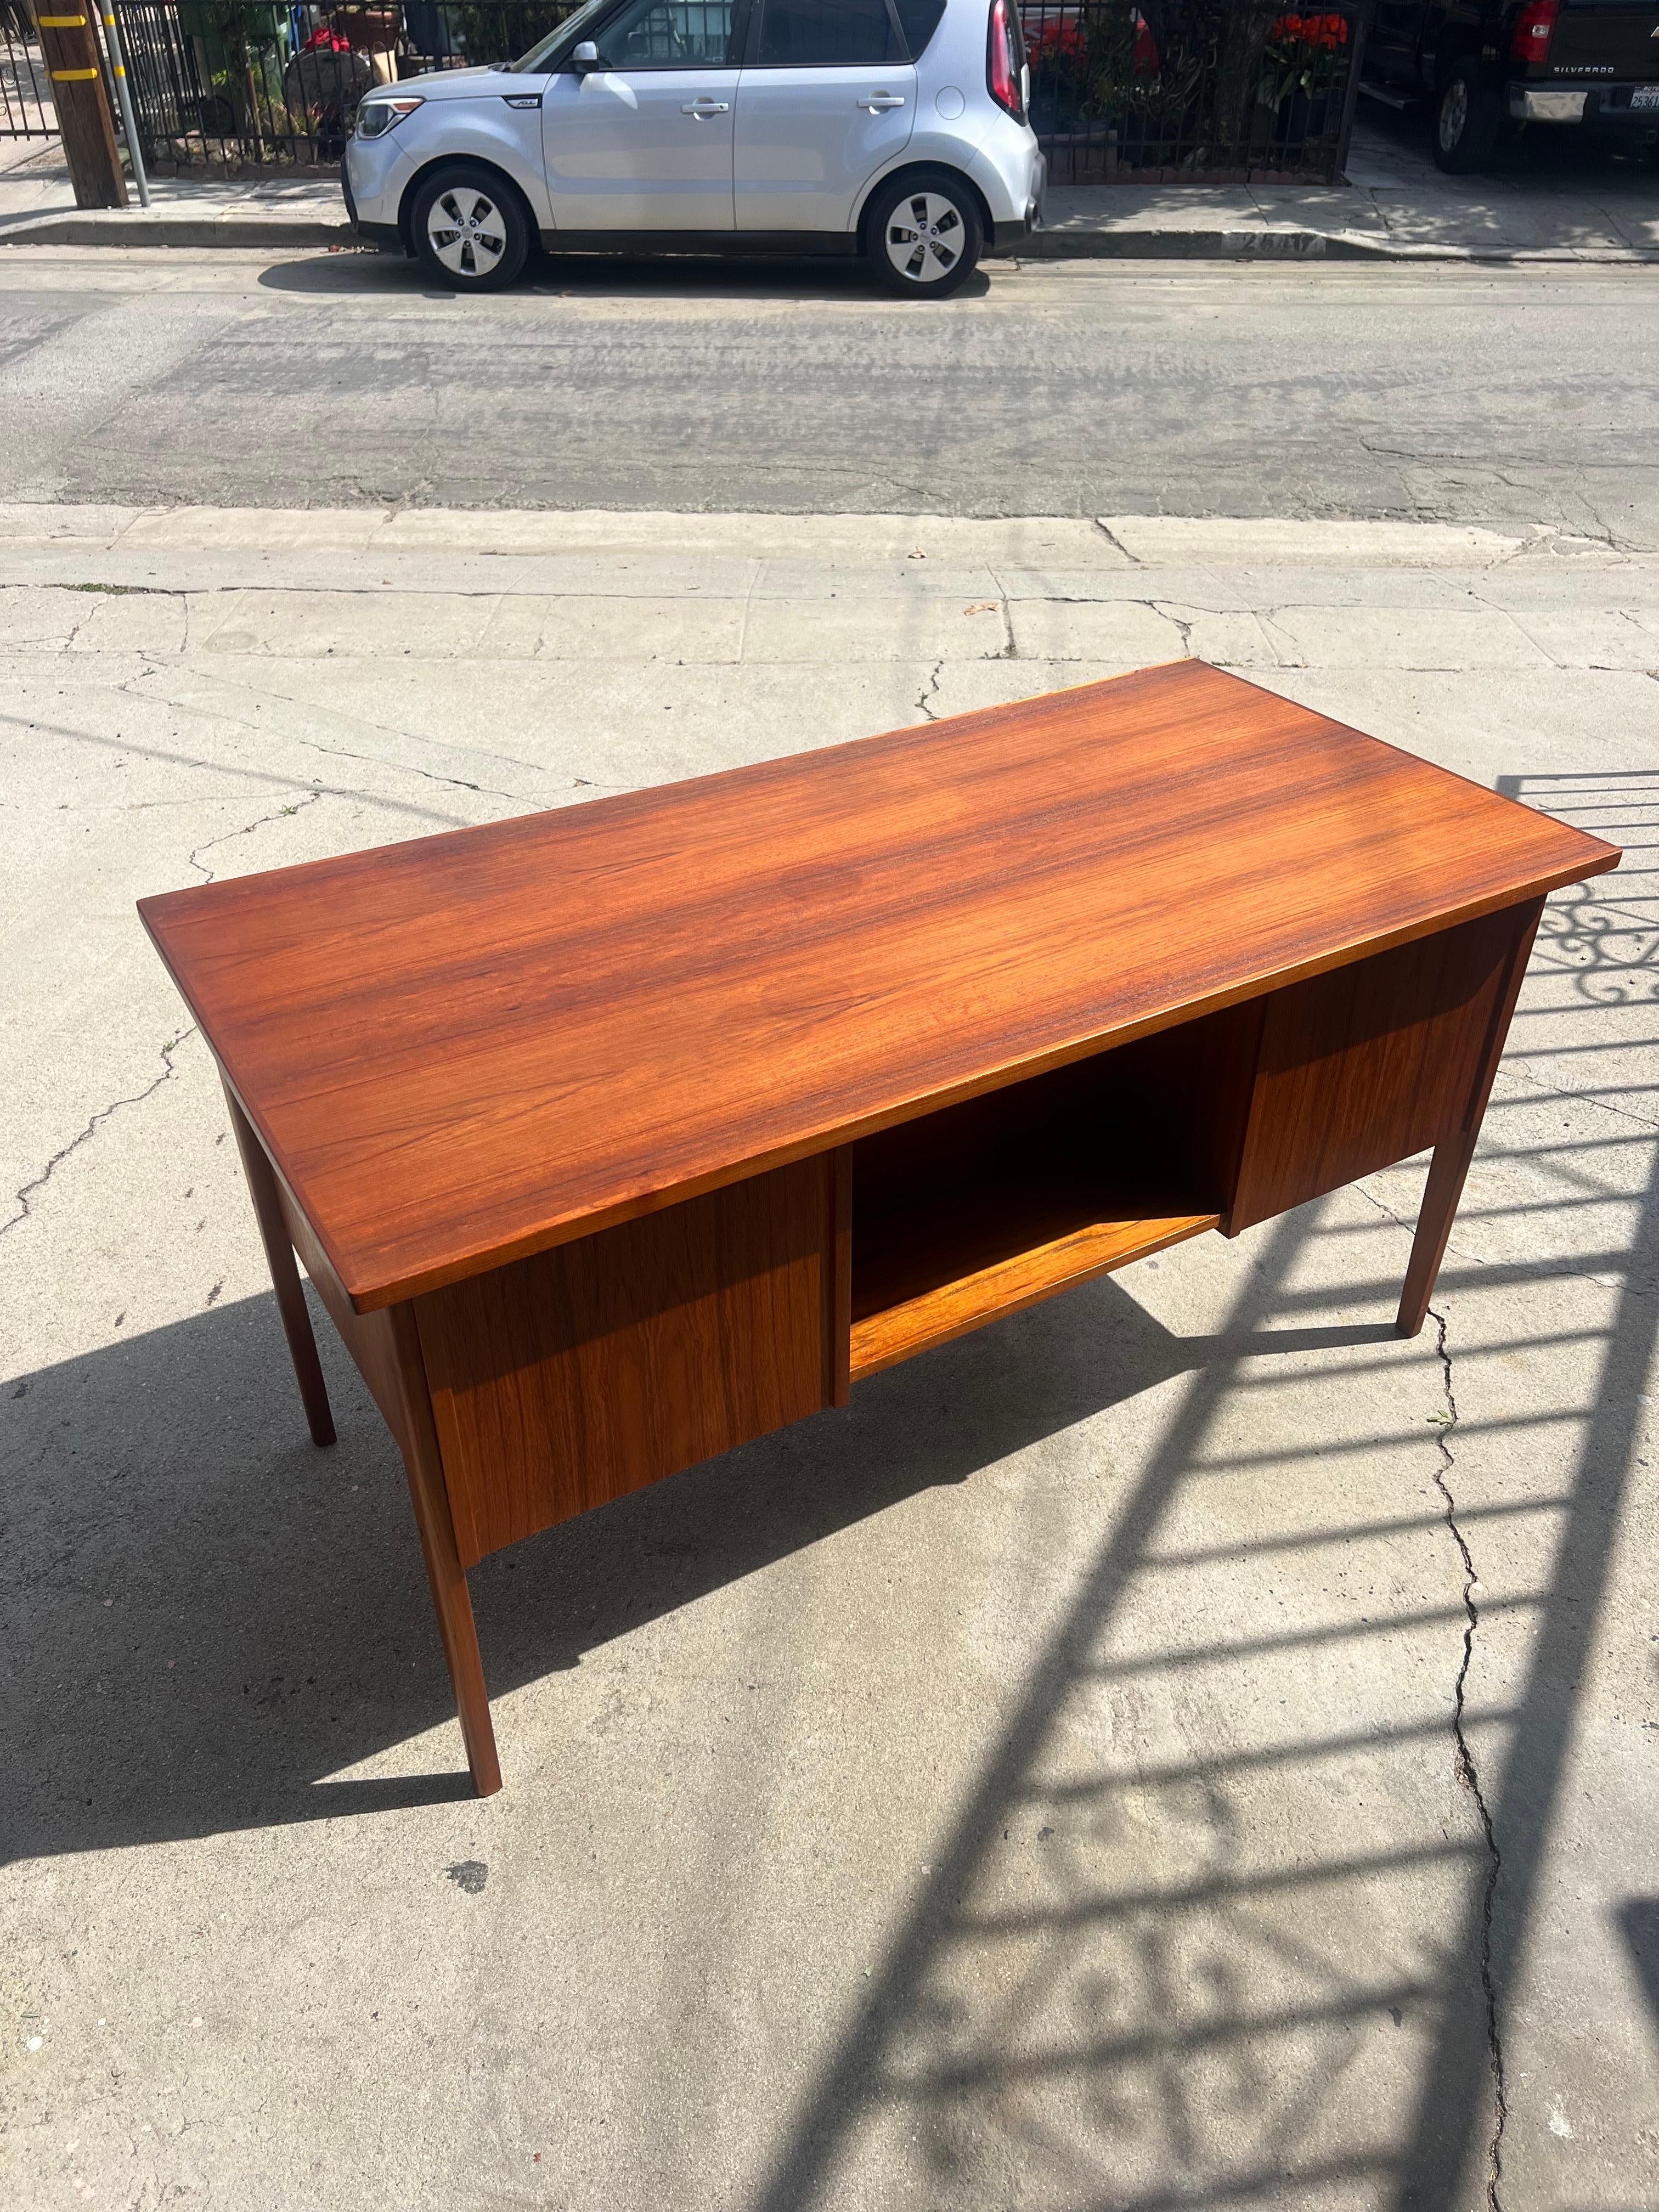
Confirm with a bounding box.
[864,170,984,299]
[1432,59,1502,173]
[411,163,531,292]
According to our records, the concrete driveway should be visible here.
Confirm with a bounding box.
[2,505,1655,2209]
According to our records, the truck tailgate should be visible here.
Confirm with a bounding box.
[1552,2,1659,79]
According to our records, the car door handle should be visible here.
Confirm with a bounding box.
[857,92,905,109]
[681,97,730,115]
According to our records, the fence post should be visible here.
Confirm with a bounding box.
[1332,0,1376,182]
[97,3,150,204]
[32,0,128,205]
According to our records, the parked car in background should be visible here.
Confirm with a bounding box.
[1365,0,1659,170]
[342,0,1046,293]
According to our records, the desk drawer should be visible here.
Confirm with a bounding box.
[415,1154,839,1565]
[1229,901,1536,1233]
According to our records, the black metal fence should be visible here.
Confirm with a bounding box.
[108,0,579,166]
[2,3,57,139]
[1,0,1365,183]
[1025,3,1365,183]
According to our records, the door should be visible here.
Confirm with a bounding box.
[540,0,740,231]
[735,0,917,232]
[1367,0,1429,86]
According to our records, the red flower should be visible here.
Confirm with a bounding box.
[1270,8,1350,48]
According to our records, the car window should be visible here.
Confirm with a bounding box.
[509,0,617,71]
[893,0,944,56]
[755,0,899,66]
[599,0,735,66]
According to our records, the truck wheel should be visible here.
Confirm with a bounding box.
[1433,59,1502,174]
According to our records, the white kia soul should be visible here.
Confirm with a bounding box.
[343,0,1045,295]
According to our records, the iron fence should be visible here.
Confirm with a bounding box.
[107,0,578,166]
[7,0,1365,179]
[1024,2,1366,183]
[2,4,56,139]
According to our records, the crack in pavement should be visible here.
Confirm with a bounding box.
[1500,1056,1659,1133]
[1427,1304,1509,2212]
[187,785,326,882]
[915,659,944,721]
[1093,520,1142,565]
[2,1026,196,1241]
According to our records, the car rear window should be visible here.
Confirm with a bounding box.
[755,0,900,64]
[894,0,945,55]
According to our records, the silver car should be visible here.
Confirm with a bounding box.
[342,0,1045,295]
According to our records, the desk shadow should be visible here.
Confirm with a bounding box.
[1,1268,1368,1865]
[1617,1899,1659,2030]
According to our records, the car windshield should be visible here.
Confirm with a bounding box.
[509,0,611,70]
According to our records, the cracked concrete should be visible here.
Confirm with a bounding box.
[186,785,325,882]
[1428,1307,1509,2212]
[1,1026,195,1244]
[2,506,1655,2212]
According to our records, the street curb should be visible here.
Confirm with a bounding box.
[1000,227,1374,261]
[999,227,1659,264]
[2,208,1655,263]
[0,212,356,248]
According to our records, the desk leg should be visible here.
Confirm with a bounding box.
[224,1086,336,1448]
[1397,1127,1481,1340]
[1397,898,1543,1339]
[390,1306,504,1797]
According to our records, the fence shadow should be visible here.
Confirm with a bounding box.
[740,771,1658,2211]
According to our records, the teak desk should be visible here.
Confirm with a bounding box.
[139,662,1620,1795]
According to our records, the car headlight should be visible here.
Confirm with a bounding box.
[356,95,424,139]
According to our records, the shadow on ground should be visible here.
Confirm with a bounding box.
[743,775,1659,2209]
[253,250,964,304]
[1355,90,1659,193]
[2,1254,1400,1861]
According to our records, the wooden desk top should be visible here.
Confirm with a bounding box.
[140,662,1618,1312]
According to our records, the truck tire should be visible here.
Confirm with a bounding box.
[1433,58,1502,174]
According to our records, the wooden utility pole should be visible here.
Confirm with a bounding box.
[33,1,127,208]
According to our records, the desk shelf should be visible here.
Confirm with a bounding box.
[846,1012,1254,1381]
[849,1203,1217,1379]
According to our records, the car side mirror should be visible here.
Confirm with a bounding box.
[572,40,600,71]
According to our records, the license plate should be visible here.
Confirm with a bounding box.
[1634,83,1659,110]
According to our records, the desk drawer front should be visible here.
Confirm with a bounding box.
[1229,903,1536,1234]
[415,1155,838,1565]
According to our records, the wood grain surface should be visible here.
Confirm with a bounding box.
[139,663,1619,1313]
[1229,903,1533,1232]
[415,1156,834,1564]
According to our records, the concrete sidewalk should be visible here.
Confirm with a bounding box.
[3,110,1656,259]
[2,502,1655,2212]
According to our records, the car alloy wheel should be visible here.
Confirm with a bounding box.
[426,186,507,281]
[884,192,966,286]
[1438,77,1468,154]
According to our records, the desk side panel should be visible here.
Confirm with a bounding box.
[1229,902,1533,1234]
[416,1155,836,1566]
[273,1155,411,1457]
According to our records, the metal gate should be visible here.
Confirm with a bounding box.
[1,3,58,143]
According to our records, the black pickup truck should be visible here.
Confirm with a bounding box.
[1365,1,1659,169]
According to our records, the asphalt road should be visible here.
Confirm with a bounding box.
[2,249,1657,541]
